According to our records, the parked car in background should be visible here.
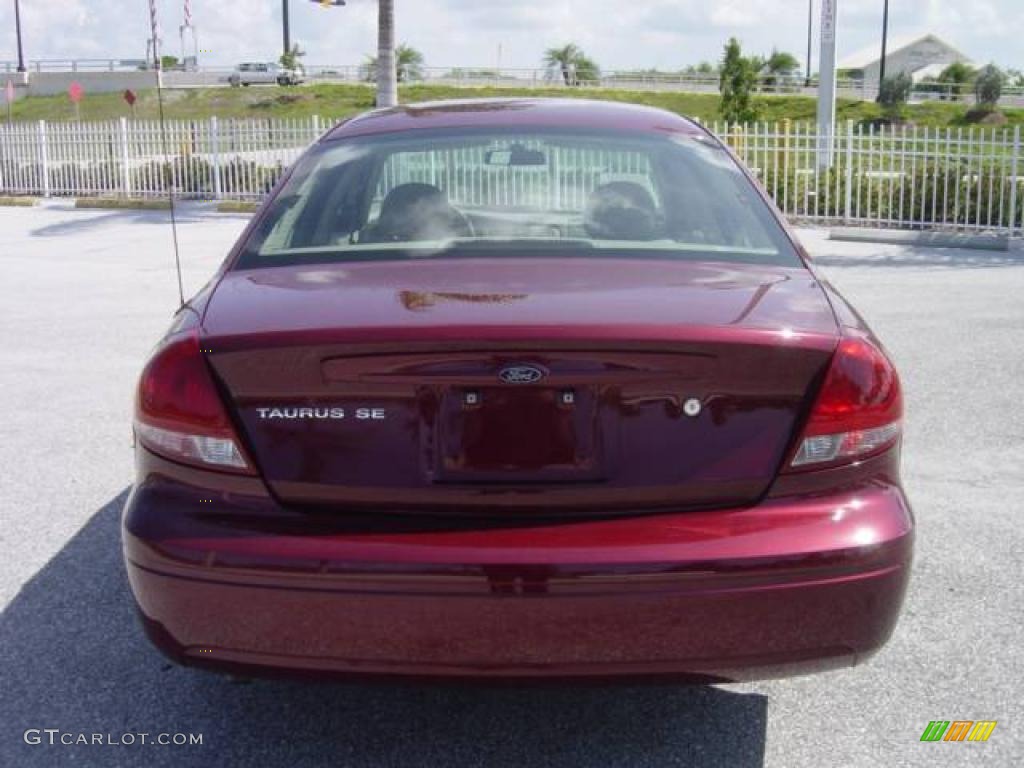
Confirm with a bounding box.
[229,62,303,87]
[124,98,913,683]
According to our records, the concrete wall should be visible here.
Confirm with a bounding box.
[162,70,232,87]
[22,70,234,97]
[26,71,162,97]
[1,71,29,101]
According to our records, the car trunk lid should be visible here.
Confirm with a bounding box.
[202,257,838,514]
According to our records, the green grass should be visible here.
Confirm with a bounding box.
[74,197,170,210]
[6,84,378,122]
[216,200,260,213]
[5,82,1023,130]
[0,196,37,206]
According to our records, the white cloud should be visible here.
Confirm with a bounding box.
[710,2,761,29]
[0,0,1020,72]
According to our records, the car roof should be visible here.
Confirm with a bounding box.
[323,98,706,141]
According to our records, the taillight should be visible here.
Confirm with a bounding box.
[135,328,253,473]
[786,337,902,470]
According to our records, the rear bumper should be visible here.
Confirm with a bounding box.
[122,460,913,683]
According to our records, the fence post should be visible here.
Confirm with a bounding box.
[37,120,50,198]
[0,124,7,192]
[119,117,131,197]
[210,116,222,200]
[782,119,791,214]
[844,120,854,224]
[311,114,321,139]
[1010,126,1020,237]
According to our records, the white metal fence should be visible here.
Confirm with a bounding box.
[1,116,1021,235]
[710,121,1022,235]
[0,117,320,199]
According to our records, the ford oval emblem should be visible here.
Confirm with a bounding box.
[498,365,546,384]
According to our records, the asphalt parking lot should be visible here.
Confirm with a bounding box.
[1,204,1022,767]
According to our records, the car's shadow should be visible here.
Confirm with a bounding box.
[0,491,768,768]
[28,205,246,238]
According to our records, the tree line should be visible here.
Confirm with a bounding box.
[271,27,1020,126]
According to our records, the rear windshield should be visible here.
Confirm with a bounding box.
[236,127,800,268]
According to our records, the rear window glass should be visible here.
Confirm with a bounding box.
[236,128,800,268]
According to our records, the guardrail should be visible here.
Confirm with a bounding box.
[0,116,1020,235]
[0,58,152,73]
[3,60,1023,105]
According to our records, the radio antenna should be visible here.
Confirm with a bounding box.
[147,0,186,308]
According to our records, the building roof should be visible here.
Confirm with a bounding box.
[325,98,704,141]
[838,33,969,71]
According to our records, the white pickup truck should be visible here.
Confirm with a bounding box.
[229,62,304,87]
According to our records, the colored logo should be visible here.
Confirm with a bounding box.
[498,365,546,384]
[920,721,997,742]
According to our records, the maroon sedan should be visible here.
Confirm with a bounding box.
[123,99,912,682]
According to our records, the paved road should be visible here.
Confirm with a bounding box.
[1,205,1021,767]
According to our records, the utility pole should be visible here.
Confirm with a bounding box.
[816,0,838,168]
[806,0,814,87]
[282,0,291,60]
[14,0,27,72]
[877,0,890,97]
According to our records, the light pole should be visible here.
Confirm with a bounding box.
[13,0,26,72]
[806,0,814,87]
[877,0,890,95]
[282,0,291,60]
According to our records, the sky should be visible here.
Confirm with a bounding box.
[1,0,1022,74]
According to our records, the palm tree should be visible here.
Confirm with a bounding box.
[279,43,306,73]
[377,0,398,107]
[363,44,424,84]
[543,44,599,86]
[396,45,424,82]
[544,44,580,85]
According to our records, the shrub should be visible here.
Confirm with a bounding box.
[974,65,1004,111]
[719,38,760,124]
[50,161,123,194]
[878,73,913,121]
[132,156,214,197]
[721,126,1021,230]
[218,158,284,196]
